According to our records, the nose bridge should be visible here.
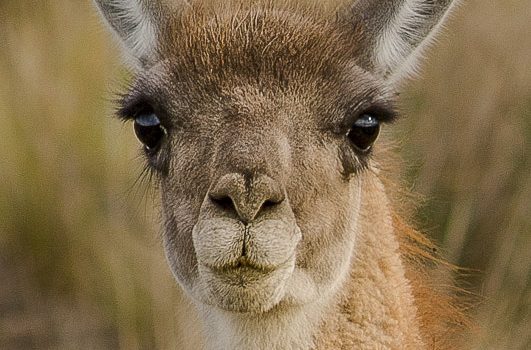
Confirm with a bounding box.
[209,127,288,223]
[222,125,278,176]
[216,118,290,180]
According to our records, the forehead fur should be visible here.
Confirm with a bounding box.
[121,1,397,129]
[155,2,363,89]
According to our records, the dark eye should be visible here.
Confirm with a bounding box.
[134,113,166,151]
[347,114,380,151]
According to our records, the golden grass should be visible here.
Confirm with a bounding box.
[0,0,529,348]
[398,1,531,348]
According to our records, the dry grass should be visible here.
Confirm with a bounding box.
[0,0,529,349]
[398,1,531,348]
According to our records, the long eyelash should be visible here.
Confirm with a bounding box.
[116,94,155,122]
[126,156,158,208]
[364,102,399,124]
[343,91,398,125]
[115,99,133,122]
[119,160,157,232]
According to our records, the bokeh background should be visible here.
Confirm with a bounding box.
[0,0,529,349]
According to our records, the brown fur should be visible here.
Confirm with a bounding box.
[95,1,467,348]
[157,4,358,91]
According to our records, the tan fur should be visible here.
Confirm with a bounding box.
[94,1,465,348]
[394,213,471,349]
[314,173,425,349]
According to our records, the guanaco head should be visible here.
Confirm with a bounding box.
[95,0,457,313]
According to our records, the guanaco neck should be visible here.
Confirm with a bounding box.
[314,176,424,349]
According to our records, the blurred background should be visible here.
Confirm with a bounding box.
[0,0,529,349]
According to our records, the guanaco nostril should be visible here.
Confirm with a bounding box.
[262,199,279,209]
[209,173,285,222]
[210,195,236,212]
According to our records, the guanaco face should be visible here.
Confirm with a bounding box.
[95,0,457,314]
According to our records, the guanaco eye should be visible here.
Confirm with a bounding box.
[134,113,166,151]
[347,114,380,151]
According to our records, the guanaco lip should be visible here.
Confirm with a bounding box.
[201,255,294,274]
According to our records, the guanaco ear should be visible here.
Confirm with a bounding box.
[93,0,176,67]
[343,0,459,83]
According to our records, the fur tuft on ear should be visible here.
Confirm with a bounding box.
[345,0,459,83]
[93,0,172,67]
